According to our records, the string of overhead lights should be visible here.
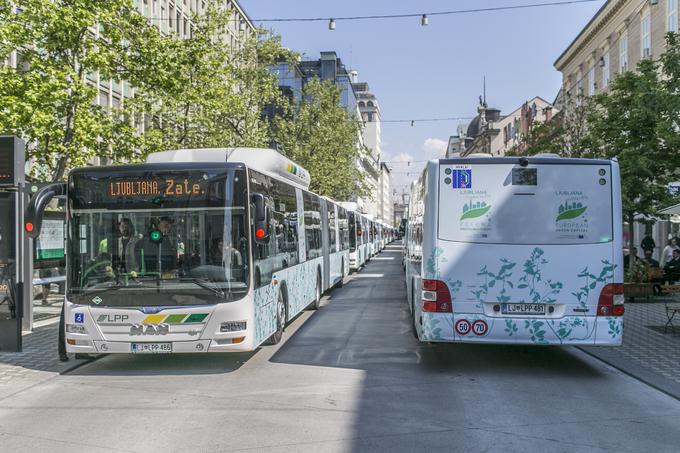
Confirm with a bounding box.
[142,0,601,29]
[252,0,601,29]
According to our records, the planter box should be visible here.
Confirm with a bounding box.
[624,282,654,298]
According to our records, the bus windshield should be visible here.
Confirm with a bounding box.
[67,166,249,306]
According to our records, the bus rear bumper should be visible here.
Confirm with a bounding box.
[419,313,623,346]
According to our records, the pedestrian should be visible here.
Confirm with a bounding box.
[642,249,659,268]
[664,249,680,283]
[660,238,679,268]
[640,234,655,254]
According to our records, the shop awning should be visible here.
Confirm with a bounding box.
[658,203,680,215]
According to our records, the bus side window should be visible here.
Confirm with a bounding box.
[271,178,299,271]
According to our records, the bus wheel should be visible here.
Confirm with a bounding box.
[337,259,345,287]
[310,273,322,310]
[267,289,286,345]
[411,286,419,339]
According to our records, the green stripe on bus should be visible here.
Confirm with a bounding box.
[164,314,188,324]
[184,313,208,323]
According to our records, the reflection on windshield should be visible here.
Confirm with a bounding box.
[67,168,250,305]
[70,208,248,295]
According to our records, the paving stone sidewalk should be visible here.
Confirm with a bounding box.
[0,321,87,399]
[581,298,680,399]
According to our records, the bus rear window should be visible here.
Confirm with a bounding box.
[438,163,613,245]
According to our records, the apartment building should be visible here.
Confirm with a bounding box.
[555,0,677,103]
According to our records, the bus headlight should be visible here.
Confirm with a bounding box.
[66,324,88,334]
[220,321,247,332]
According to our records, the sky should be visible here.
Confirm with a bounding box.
[239,0,606,194]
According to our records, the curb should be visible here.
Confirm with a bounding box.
[59,355,104,375]
[578,346,680,402]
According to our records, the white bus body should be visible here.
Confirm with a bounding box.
[61,148,349,354]
[405,157,623,346]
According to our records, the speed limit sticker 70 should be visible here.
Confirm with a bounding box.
[472,320,489,336]
[455,319,471,336]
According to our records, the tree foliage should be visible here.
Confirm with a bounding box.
[274,79,369,200]
[0,0,367,196]
[0,0,168,180]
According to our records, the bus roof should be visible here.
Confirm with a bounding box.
[146,148,311,189]
[438,156,613,166]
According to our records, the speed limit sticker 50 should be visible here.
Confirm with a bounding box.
[454,319,471,336]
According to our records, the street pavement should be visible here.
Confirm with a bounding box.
[1,243,680,452]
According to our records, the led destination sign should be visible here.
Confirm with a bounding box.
[70,167,236,210]
[108,178,206,198]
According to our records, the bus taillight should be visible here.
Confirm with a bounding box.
[421,279,452,313]
[597,283,624,316]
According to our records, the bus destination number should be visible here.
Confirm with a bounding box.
[108,178,206,198]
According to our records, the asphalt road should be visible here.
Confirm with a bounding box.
[1,243,680,452]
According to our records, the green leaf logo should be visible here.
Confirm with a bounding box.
[556,206,587,222]
[460,205,491,220]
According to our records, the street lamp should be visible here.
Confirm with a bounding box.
[329,18,336,30]
[421,14,429,26]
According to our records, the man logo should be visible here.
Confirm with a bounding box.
[130,324,169,336]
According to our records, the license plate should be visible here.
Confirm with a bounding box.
[131,343,172,354]
[501,303,546,315]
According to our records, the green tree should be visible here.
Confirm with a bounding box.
[580,33,680,249]
[274,79,369,200]
[0,0,170,180]
[129,2,293,156]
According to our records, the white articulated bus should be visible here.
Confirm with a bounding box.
[27,148,348,354]
[345,208,370,271]
[405,156,624,346]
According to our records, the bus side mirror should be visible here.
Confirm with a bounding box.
[251,193,270,244]
[25,182,66,239]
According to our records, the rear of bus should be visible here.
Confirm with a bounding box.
[417,157,623,346]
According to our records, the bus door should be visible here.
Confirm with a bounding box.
[320,199,330,291]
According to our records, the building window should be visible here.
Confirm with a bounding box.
[669,0,678,33]
[641,12,651,58]
[588,66,595,96]
[602,51,609,89]
[619,30,628,72]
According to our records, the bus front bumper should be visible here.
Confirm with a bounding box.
[65,338,256,354]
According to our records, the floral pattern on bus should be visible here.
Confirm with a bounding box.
[253,258,323,346]
[418,247,622,345]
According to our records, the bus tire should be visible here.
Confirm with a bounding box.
[266,288,287,345]
[310,272,322,310]
[411,285,419,339]
[337,259,345,287]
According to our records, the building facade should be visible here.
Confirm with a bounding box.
[554,0,679,259]
[275,54,381,218]
[457,96,556,157]
[378,163,394,225]
[555,0,677,104]
[491,97,555,156]
[354,80,381,219]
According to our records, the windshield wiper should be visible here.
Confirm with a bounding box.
[74,280,157,297]
[180,278,226,299]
